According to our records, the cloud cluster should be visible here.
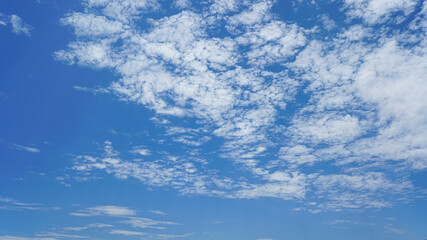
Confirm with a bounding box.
[342,0,418,23]
[57,0,427,211]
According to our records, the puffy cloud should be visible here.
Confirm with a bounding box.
[60,13,124,36]
[174,0,191,9]
[210,0,238,14]
[227,1,273,26]
[236,20,307,65]
[84,0,159,23]
[342,0,418,24]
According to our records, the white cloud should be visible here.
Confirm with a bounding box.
[227,1,273,26]
[328,219,375,226]
[338,25,372,41]
[10,143,40,153]
[279,145,317,166]
[35,233,87,239]
[342,0,418,24]
[149,210,167,215]
[109,230,147,236]
[233,180,307,200]
[0,237,55,240]
[319,14,336,30]
[123,217,178,229]
[236,20,307,65]
[61,13,124,36]
[174,0,191,9]
[71,205,137,217]
[210,0,238,14]
[72,141,215,195]
[63,223,112,231]
[0,13,7,26]
[153,233,191,239]
[313,172,413,210]
[84,0,160,23]
[0,197,42,211]
[289,113,363,145]
[384,226,404,234]
[130,146,151,156]
[9,15,33,36]
[58,0,427,211]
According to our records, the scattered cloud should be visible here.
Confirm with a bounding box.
[152,233,192,239]
[341,0,418,24]
[109,230,147,236]
[10,144,40,153]
[70,205,137,217]
[328,219,375,227]
[149,210,167,215]
[0,14,7,26]
[0,197,42,211]
[57,0,427,212]
[63,223,113,231]
[122,217,179,229]
[319,14,336,30]
[130,146,151,156]
[0,13,33,36]
[35,233,87,239]
[0,237,55,240]
[384,226,404,234]
[9,15,33,36]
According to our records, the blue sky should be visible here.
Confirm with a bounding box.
[1,0,427,239]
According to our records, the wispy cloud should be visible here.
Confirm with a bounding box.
[153,233,192,239]
[109,230,146,236]
[384,226,404,234]
[123,217,179,229]
[10,144,40,153]
[0,236,55,240]
[0,13,33,36]
[35,232,88,239]
[149,210,167,215]
[9,15,33,36]
[63,223,112,231]
[0,197,42,211]
[70,205,136,217]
